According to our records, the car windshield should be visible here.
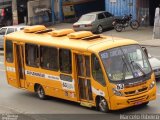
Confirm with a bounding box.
[79,14,96,21]
[100,45,152,81]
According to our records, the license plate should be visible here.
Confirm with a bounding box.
[80,25,84,27]
[135,102,142,105]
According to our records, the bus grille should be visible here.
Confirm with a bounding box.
[127,95,148,104]
[125,87,148,95]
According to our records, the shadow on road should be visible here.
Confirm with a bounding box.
[18,91,150,114]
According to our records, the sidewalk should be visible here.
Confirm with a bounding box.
[139,39,160,47]
[49,23,160,47]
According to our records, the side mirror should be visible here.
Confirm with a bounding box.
[142,47,148,58]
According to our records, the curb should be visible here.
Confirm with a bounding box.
[140,44,160,47]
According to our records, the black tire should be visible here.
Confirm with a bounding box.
[141,101,149,106]
[36,85,47,100]
[115,24,123,32]
[97,97,110,113]
[130,20,140,30]
[97,25,103,34]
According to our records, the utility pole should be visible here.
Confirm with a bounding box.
[12,0,18,25]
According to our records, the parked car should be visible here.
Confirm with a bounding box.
[148,54,160,79]
[0,6,12,26]
[73,11,114,33]
[0,25,27,49]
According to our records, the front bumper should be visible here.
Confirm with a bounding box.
[109,86,156,110]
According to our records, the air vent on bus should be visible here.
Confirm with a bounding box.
[67,31,93,39]
[24,25,46,33]
[49,29,74,37]
[82,35,101,40]
[35,29,53,34]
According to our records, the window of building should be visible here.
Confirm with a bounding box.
[40,46,58,71]
[91,54,106,86]
[6,40,13,63]
[59,49,72,74]
[25,44,39,67]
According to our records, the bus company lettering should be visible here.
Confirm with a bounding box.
[26,70,45,78]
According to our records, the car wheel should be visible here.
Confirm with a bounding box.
[97,25,103,34]
[97,97,110,113]
[36,85,47,100]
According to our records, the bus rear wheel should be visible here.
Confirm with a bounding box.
[36,85,47,100]
[97,97,110,113]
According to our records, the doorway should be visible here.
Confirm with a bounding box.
[17,0,28,24]
[75,54,93,102]
[149,0,160,26]
[15,44,25,88]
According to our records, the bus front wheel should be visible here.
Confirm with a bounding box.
[36,85,47,100]
[96,97,110,113]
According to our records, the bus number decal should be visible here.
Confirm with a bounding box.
[116,84,124,90]
[62,81,74,91]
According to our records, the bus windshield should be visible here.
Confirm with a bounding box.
[100,45,152,81]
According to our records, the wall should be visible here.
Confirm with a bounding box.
[27,0,51,25]
[0,0,12,8]
[105,0,137,19]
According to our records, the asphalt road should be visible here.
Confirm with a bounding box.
[0,46,160,120]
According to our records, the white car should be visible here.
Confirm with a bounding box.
[0,25,27,48]
[148,54,160,79]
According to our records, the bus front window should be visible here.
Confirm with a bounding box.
[100,45,152,82]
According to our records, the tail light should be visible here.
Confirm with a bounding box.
[85,24,92,27]
[1,9,5,17]
[73,25,80,28]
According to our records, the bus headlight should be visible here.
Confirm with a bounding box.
[112,88,123,96]
[149,81,155,90]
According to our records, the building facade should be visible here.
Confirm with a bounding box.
[61,0,160,26]
[12,0,63,25]
[9,0,160,26]
[105,0,160,26]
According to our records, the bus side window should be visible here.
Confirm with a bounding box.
[25,44,39,67]
[59,49,72,74]
[91,54,106,86]
[6,40,13,63]
[40,46,58,71]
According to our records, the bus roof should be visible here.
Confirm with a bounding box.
[5,30,138,53]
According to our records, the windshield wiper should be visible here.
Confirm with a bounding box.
[130,61,146,77]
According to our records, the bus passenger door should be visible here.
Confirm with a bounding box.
[15,44,25,88]
[75,54,93,106]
